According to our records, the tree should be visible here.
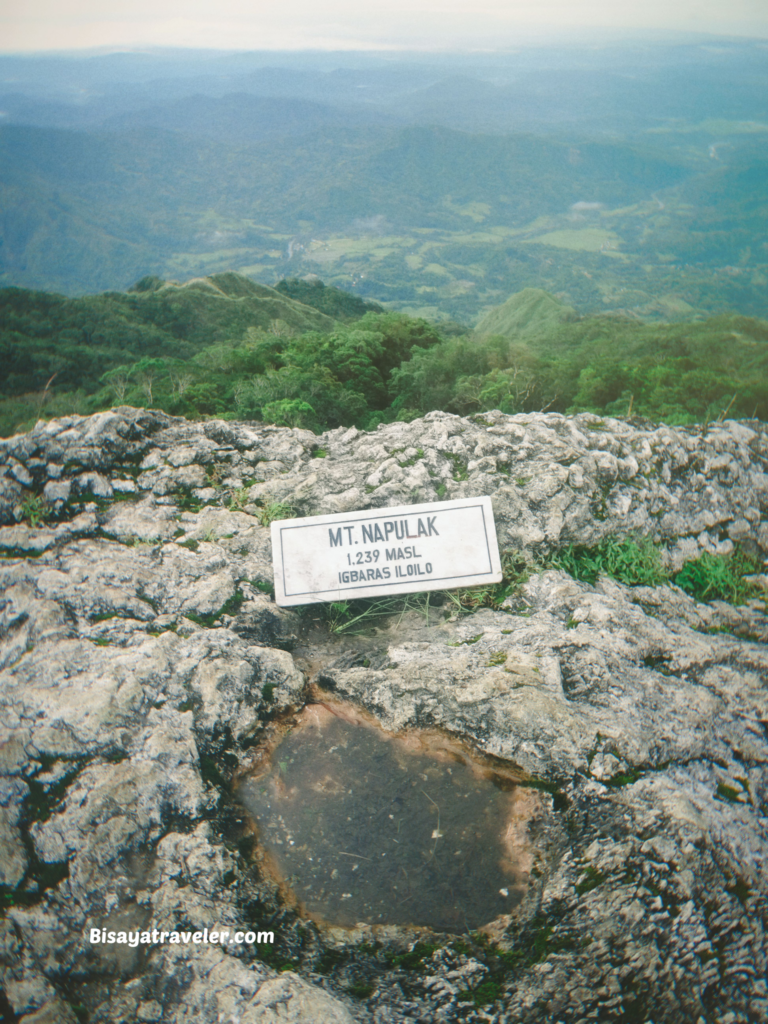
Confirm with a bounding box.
[101,365,133,404]
[131,358,167,407]
[262,399,317,430]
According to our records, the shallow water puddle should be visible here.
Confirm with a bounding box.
[238,703,532,931]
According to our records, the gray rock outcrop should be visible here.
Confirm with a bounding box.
[1,407,767,1023]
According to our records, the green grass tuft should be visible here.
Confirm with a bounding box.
[673,548,760,604]
[386,941,440,970]
[550,536,761,608]
[551,536,666,587]
[715,782,742,803]
[256,501,295,527]
[346,981,375,999]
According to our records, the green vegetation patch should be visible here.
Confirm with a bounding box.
[486,651,508,666]
[385,941,440,970]
[550,536,761,608]
[256,501,295,527]
[604,767,644,788]
[20,494,52,528]
[715,782,743,804]
[551,536,667,587]
[575,865,607,895]
[346,981,376,999]
[457,979,502,1007]
[185,590,245,629]
[388,296,768,424]
[673,548,760,604]
[276,277,383,321]
[525,228,621,253]
[4,273,768,438]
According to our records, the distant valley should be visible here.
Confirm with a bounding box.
[1,42,767,323]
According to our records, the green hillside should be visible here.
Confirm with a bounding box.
[390,300,768,424]
[473,288,578,339]
[275,277,384,321]
[2,277,766,438]
[0,273,340,433]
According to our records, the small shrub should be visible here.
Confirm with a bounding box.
[262,398,317,430]
[20,494,50,528]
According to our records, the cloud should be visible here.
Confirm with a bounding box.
[352,215,390,235]
[2,0,768,51]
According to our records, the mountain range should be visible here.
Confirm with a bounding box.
[1,42,767,322]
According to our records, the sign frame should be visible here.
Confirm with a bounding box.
[271,496,502,606]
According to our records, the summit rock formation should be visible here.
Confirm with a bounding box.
[1,407,767,1022]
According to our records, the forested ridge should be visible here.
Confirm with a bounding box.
[1,273,766,438]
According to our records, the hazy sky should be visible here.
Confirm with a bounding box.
[2,0,767,52]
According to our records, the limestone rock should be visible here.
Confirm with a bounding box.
[0,778,29,887]
[1,408,766,564]
[1,407,767,1024]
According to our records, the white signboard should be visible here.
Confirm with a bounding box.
[271,496,502,606]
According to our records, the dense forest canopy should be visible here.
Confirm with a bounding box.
[1,274,765,437]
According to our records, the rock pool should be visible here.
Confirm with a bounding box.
[238,702,533,931]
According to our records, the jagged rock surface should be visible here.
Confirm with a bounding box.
[1,407,767,1024]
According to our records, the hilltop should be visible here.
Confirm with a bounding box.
[473,287,578,339]
[0,272,338,432]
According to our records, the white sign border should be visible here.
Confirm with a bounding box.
[271,496,502,606]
